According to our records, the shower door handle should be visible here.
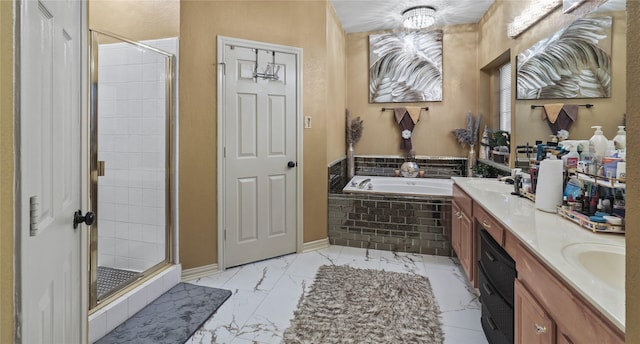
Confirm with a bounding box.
[73,210,95,229]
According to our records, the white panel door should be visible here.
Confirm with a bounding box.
[221,41,298,268]
[19,0,85,343]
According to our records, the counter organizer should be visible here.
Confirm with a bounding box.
[517,170,625,234]
[556,207,624,234]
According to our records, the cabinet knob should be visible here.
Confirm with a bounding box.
[535,324,547,335]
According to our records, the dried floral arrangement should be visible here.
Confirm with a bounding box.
[346,110,364,146]
[452,112,480,148]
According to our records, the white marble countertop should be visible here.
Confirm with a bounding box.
[452,177,625,332]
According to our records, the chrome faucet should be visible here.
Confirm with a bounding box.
[358,178,371,189]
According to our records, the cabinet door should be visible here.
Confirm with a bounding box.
[459,209,474,283]
[451,200,462,256]
[515,279,555,344]
[557,333,573,344]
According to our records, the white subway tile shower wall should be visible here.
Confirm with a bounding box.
[97,38,177,272]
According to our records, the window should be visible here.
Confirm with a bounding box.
[499,62,511,132]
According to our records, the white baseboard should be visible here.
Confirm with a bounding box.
[302,238,330,252]
[181,263,219,281]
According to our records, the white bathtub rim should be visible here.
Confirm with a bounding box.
[343,176,453,197]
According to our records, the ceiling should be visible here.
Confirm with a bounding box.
[329,0,627,33]
[330,0,493,33]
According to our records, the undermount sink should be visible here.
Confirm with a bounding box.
[561,243,625,291]
[467,179,513,193]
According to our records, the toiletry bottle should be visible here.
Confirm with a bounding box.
[575,195,582,212]
[561,142,580,170]
[589,126,608,164]
[589,191,599,215]
[613,126,626,150]
[582,190,590,215]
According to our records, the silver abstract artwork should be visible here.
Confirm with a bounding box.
[516,16,612,100]
[369,30,443,103]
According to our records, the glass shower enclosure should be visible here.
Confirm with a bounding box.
[89,30,175,309]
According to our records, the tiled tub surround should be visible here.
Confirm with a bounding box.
[328,193,453,255]
[355,156,466,178]
[328,156,466,193]
[327,156,464,255]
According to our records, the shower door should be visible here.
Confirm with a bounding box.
[89,30,175,309]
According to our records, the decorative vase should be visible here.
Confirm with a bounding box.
[400,161,419,178]
[467,144,476,177]
[347,143,355,180]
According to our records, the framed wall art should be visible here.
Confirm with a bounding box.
[516,16,612,100]
[369,30,443,103]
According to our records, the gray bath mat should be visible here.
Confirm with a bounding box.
[95,282,232,344]
[283,265,444,343]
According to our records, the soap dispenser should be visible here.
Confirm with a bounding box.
[613,126,626,150]
[589,126,608,163]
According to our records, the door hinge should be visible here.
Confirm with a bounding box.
[223,147,226,158]
[220,62,226,76]
[224,229,227,241]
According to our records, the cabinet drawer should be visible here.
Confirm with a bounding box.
[474,202,504,245]
[481,304,512,344]
[479,264,514,340]
[480,229,516,305]
[453,184,472,217]
[517,245,624,344]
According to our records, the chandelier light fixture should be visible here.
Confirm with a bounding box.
[402,6,436,30]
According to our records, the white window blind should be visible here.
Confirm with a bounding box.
[499,62,511,132]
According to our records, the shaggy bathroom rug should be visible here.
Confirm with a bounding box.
[283,265,444,344]
[95,282,231,344]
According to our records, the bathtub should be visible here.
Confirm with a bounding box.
[342,176,453,197]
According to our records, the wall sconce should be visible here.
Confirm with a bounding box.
[507,0,562,39]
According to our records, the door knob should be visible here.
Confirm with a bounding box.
[73,210,95,229]
[287,161,297,168]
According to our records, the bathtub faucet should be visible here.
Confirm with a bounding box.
[358,178,372,189]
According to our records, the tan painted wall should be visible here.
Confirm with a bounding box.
[626,1,639,341]
[89,0,179,39]
[179,0,339,269]
[0,1,13,342]
[346,25,479,158]
[478,1,625,151]
[326,5,347,163]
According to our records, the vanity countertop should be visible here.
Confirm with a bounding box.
[452,177,625,332]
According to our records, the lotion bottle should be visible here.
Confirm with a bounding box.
[589,126,608,163]
[613,126,626,150]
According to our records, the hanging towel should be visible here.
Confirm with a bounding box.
[542,104,579,134]
[406,106,422,124]
[394,107,415,152]
[542,103,564,123]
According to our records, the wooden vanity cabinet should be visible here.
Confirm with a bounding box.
[452,181,623,344]
[452,184,475,285]
[515,279,555,344]
[516,244,624,344]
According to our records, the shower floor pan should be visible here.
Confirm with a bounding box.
[97,266,139,300]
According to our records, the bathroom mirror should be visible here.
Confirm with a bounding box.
[513,2,626,170]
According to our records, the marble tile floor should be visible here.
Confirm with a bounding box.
[185,245,489,344]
